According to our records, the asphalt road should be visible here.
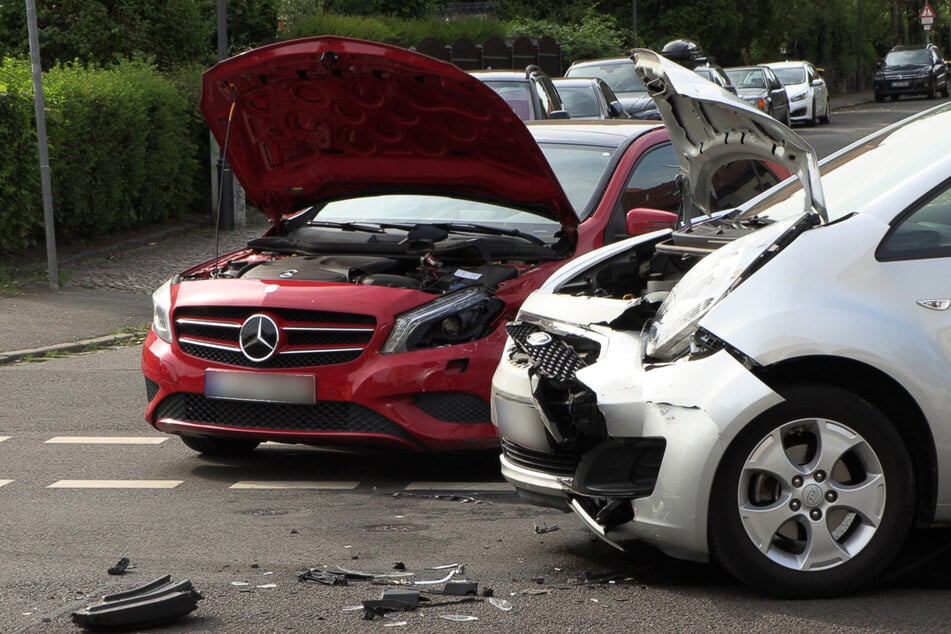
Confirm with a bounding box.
[1,96,950,632]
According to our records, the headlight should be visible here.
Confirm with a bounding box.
[382,287,503,353]
[918,70,932,79]
[646,217,797,360]
[790,92,808,102]
[151,278,173,343]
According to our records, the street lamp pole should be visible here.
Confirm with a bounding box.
[216,0,235,231]
[632,1,638,48]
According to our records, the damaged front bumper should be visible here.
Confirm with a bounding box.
[492,301,783,562]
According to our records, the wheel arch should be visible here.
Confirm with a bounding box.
[753,355,937,528]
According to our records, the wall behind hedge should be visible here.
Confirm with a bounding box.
[0,58,202,253]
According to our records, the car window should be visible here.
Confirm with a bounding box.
[710,161,783,212]
[772,67,806,85]
[482,81,533,120]
[620,143,680,213]
[540,142,617,217]
[885,49,931,66]
[567,63,646,95]
[558,85,600,118]
[878,184,951,261]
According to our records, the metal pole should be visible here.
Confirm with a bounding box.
[632,1,639,48]
[216,0,234,231]
[25,0,58,289]
[857,0,863,91]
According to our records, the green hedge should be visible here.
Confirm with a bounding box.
[0,58,202,253]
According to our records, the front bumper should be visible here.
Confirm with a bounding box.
[874,76,932,97]
[492,312,783,561]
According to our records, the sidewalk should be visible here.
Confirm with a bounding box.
[0,216,267,364]
[0,91,874,364]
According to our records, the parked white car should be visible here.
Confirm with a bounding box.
[766,60,831,125]
[492,49,951,597]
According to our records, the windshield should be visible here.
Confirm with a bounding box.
[567,62,646,96]
[725,68,766,88]
[771,67,806,84]
[309,140,615,234]
[557,85,601,118]
[884,49,931,66]
[742,104,951,222]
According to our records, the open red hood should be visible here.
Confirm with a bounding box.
[200,36,577,239]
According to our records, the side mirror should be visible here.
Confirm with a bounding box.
[549,110,571,120]
[725,85,738,95]
[626,208,679,236]
[609,100,626,117]
[811,79,824,87]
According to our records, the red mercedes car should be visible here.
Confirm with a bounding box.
[142,36,788,455]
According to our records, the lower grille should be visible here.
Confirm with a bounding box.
[502,438,577,477]
[145,378,160,403]
[154,394,416,443]
[412,393,489,424]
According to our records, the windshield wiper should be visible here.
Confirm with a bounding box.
[430,222,547,246]
[307,220,417,234]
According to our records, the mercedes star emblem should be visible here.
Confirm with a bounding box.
[239,314,280,362]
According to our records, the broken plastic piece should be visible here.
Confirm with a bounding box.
[439,614,478,622]
[489,597,513,611]
[298,569,348,586]
[335,565,415,580]
[392,562,406,571]
[107,557,130,576]
[533,523,560,534]
[362,589,421,620]
[441,580,478,596]
[71,575,202,631]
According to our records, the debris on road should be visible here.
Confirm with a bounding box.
[533,523,560,534]
[372,486,486,504]
[71,575,202,631]
[107,557,131,576]
[298,569,348,586]
[439,614,478,622]
[489,597,513,611]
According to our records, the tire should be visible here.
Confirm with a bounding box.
[807,98,818,126]
[819,97,831,124]
[927,78,936,99]
[941,79,950,98]
[874,92,885,103]
[708,384,914,598]
[180,434,260,456]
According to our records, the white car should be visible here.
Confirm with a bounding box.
[491,49,951,597]
[766,60,830,125]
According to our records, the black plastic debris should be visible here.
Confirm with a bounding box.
[362,589,420,620]
[298,569,348,586]
[71,575,202,631]
[441,580,479,596]
[392,562,406,571]
[533,523,560,535]
[107,557,130,576]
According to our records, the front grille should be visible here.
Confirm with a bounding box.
[506,322,600,382]
[174,306,376,369]
[412,393,490,424]
[145,378,160,403]
[501,438,577,477]
[154,393,416,443]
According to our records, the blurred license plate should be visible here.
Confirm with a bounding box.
[892,81,910,87]
[205,370,315,404]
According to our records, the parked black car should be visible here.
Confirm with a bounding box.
[874,43,949,102]
[725,65,791,124]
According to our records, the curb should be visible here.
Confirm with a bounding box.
[0,332,145,365]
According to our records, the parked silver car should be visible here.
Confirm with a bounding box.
[491,49,951,597]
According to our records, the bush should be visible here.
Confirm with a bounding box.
[0,61,41,252]
[0,58,201,252]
